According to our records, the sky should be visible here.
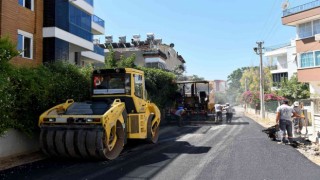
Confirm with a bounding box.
[94,0,311,81]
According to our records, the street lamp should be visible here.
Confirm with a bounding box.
[254,42,265,119]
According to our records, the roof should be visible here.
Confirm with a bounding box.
[175,80,209,84]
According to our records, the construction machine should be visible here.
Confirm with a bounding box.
[38,68,161,160]
[165,80,215,124]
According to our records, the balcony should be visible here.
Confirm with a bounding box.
[93,15,104,27]
[92,15,105,35]
[84,0,93,6]
[265,43,291,52]
[283,0,320,17]
[81,45,105,63]
[69,0,94,15]
[282,0,320,25]
[93,44,104,56]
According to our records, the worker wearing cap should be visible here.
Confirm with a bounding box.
[292,101,303,136]
[276,100,301,144]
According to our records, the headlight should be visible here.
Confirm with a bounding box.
[44,118,56,122]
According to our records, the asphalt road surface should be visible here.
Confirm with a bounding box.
[1,110,320,180]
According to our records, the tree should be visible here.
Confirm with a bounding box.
[118,54,136,68]
[275,74,310,102]
[226,67,249,103]
[189,75,204,81]
[240,66,272,93]
[105,46,117,68]
[0,36,19,65]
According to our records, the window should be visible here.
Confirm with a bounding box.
[314,20,320,35]
[134,74,143,98]
[300,52,314,68]
[298,22,312,38]
[69,4,92,41]
[18,0,34,11]
[272,72,288,87]
[17,30,33,59]
[316,51,320,66]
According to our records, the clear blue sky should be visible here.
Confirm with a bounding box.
[94,0,310,80]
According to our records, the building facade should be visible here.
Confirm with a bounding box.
[0,0,105,67]
[0,0,43,66]
[264,41,297,90]
[43,0,105,66]
[282,0,320,141]
[102,34,186,72]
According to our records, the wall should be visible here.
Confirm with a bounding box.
[0,129,39,158]
[158,44,184,71]
[287,45,298,78]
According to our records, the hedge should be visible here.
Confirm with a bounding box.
[0,63,177,136]
[0,62,92,136]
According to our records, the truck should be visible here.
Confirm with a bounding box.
[38,68,161,160]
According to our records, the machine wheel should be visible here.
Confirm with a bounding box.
[147,114,159,143]
[39,123,125,160]
[98,121,124,160]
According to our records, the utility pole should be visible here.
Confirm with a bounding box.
[254,42,265,119]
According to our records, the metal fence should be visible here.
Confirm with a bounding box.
[283,0,320,17]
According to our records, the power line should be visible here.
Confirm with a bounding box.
[259,0,279,40]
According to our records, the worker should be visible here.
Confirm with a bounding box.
[276,99,301,144]
[292,101,303,136]
[225,103,233,123]
[175,107,186,127]
[215,103,222,121]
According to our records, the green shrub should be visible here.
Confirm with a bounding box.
[139,67,177,109]
[0,62,91,136]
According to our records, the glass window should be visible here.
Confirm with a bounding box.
[18,0,33,11]
[17,31,33,59]
[300,52,314,68]
[23,37,31,58]
[18,0,23,6]
[69,5,92,41]
[134,74,143,98]
[314,20,320,35]
[17,34,23,52]
[315,51,320,66]
[298,22,312,38]
[25,0,32,9]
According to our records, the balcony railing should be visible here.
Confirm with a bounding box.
[92,15,105,28]
[84,0,93,6]
[283,0,320,17]
[94,45,104,56]
[265,42,291,52]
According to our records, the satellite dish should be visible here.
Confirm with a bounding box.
[281,0,290,10]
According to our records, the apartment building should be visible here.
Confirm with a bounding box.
[102,34,186,72]
[0,0,43,66]
[43,0,105,66]
[264,41,297,90]
[282,0,320,140]
[212,80,227,93]
[0,0,105,67]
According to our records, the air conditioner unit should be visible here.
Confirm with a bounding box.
[315,34,320,41]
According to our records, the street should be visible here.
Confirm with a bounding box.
[1,110,320,180]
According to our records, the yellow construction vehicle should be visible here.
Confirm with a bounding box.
[38,68,161,160]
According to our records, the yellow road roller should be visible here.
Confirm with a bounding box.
[38,68,161,160]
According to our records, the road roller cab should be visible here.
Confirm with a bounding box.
[38,68,161,160]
